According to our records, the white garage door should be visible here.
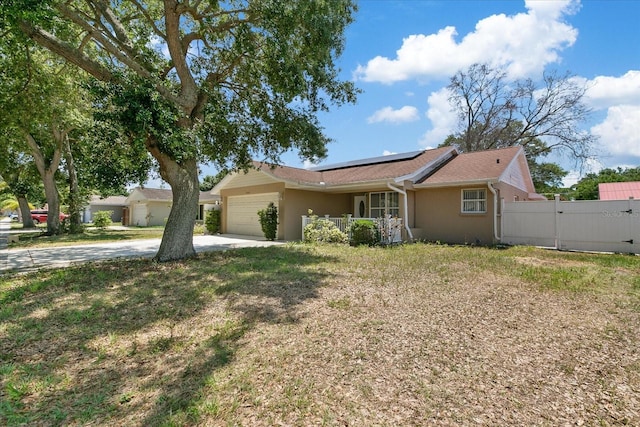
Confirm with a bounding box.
[131,204,147,226]
[227,193,279,236]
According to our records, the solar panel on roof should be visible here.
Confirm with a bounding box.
[309,150,424,171]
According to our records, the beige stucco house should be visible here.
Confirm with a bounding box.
[212,146,544,244]
[125,187,220,226]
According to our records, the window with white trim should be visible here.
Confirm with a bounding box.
[369,192,399,218]
[462,189,487,213]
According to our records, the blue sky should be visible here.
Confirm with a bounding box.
[270,0,640,187]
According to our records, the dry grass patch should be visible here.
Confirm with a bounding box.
[1,243,639,426]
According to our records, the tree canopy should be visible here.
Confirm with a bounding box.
[571,167,640,200]
[2,0,359,260]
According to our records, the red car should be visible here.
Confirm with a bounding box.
[30,210,69,224]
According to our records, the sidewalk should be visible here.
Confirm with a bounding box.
[0,221,283,273]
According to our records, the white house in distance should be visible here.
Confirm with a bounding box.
[124,187,220,226]
[82,195,128,223]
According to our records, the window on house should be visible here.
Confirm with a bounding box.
[369,192,400,218]
[462,189,487,213]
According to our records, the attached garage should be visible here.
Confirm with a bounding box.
[130,203,148,226]
[226,193,279,236]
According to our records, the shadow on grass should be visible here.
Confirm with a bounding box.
[9,229,163,249]
[0,245,335,426]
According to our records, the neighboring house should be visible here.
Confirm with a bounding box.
[82,195,128,223]
[125,187,220,227]
[212,146,544,243]
[598,181,640,200]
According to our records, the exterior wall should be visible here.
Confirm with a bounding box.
[220,183,285,238]
[494,181,537,202]
[88,205,124,223]
[147,201,172,226]
[414,185,496,245]
[282,189,351,240]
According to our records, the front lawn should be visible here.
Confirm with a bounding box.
[7,226,169,249]
[1,244,639,425]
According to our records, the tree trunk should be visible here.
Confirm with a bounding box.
[25,132,63,235]
[63,136,83,233]
[17,195,36,228]
[150,141,199,262]
[42,169,61,235]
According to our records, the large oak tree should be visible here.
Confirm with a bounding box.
[2,0,358,261]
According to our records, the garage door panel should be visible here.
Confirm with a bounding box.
[227,193,278,236]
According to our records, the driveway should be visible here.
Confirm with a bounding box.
[0,220,283,273]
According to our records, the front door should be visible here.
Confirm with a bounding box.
[354,196,367,218]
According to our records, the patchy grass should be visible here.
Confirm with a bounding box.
[1,244,639,426]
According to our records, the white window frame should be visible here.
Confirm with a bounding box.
[461,188,487,214]
[369,191,400,218]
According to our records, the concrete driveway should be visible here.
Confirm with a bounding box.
[0,219,283,273]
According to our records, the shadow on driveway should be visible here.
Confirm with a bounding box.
[0,233,283,273]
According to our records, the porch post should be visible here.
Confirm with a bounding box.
[301,215,308,240]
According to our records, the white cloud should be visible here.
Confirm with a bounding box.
[591,105,640,157]
[583,70,640,109]
[303,159,318,169]
[354,0,579,83]
[367,106,420,124]
[419,88,458,148]
[383,150,397,156]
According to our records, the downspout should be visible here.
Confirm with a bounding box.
[487,182,500,242]
[387,183,414,240]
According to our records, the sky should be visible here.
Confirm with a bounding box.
[267,0,640,188]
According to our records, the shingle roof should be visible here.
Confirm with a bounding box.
[131,187,219,203]
[420,146,523,185]
[254,146,455,185]
[134,187,173,201]
[89,195,127,206]
[598,181,640,200]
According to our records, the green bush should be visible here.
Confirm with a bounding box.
[92,210,113,229]
[349,219,379,246]
[257,202,278,240]
[205,209,221,234]
[303,215,348,244]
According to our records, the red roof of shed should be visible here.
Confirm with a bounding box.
[598,181,640,200]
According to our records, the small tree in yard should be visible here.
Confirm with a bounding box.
[258,202,278,241]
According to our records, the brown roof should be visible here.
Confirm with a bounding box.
[134,187,173,201]
[255,146,455,185]
[421,146,523,185]
[131,187,220,203]
[599,181,640,200]
[89,195,127,206]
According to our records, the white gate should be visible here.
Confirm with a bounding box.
[502,197,640,253]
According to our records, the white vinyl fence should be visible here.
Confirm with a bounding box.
[502,196,640,254]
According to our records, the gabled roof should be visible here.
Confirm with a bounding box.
[214,145,537,194]
[252,146,456,187]
[598,181,640,200]
[417,146,523,185]
[126,187,220,203]
[89,195,127,206]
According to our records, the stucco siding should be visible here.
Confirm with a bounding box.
[283,190,351,240]
[220,183,285,237]
[414,186,495,244]
[147,201,172,226]
[222,169,280,189]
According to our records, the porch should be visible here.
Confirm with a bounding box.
[301,214,403,244]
